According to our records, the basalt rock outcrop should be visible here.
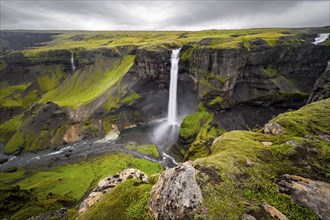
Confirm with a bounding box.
[308,68,330,103]
[181,38,330,131]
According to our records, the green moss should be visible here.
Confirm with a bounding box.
[186,122,222,160]
[137,144,160,158]
[180,44,197,61]
[39,55,135,108]
[122,92,141,106]
[0,113,24,142]
[10,153,162,201]
[24,130,50,152]
[179,104,213,142]
[82,120,99,137]
[0,82,31,107]
[271,98,330,137]
[22,90,39,107]
[21,28,295,56]
[79,179,153,220]
[0,186,76,220]
[102,120,112,134]
[0,170,25,187]
[197,71,226,96]
[208,30,292,49]
[193,99,330,219]
[208,96,223,106]
[261,66,277,78]
[11,207,46,220]
[37,65,66,91]
[124,144,136,150]
[4,131,25,154]
[103,95,120,111]
[243,186,318,219]
[320,38,330,46]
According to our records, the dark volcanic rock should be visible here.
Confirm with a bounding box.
[308,68,330,103]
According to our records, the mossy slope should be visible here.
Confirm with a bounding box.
[79,179,153,220]
[39,55,135,108]
[194,98,330,219]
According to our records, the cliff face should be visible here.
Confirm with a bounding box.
[181,39,329,130]
[0,28,329,155]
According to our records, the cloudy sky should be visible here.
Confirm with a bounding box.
[1,0,329,30]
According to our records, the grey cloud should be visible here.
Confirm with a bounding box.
[0,0,329,30]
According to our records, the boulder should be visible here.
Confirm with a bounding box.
[264,123,284,135]
[148,161,203,220]
[78,168,148,216]
[277,174,330,219]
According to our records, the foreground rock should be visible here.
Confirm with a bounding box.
[277,174,330,219]
[78,168,148,216]
[149,161,203,220]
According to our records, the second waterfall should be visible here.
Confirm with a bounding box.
[168,48,181,125]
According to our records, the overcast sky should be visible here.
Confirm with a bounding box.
[1,0,329,30]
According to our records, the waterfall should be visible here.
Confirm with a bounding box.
[312,33,330,45]
[151,48,182,168]
[71,53,76,71]
[167,48,181,125]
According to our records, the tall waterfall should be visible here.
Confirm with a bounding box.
[71,53,76,71]
[167,48,181,125]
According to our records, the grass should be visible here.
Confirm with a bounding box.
[39,55,135,108]
[193,98,330,219]
[0,152,163,219]
[14,153,162,200]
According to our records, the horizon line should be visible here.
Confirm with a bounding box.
[1,25,330,32]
